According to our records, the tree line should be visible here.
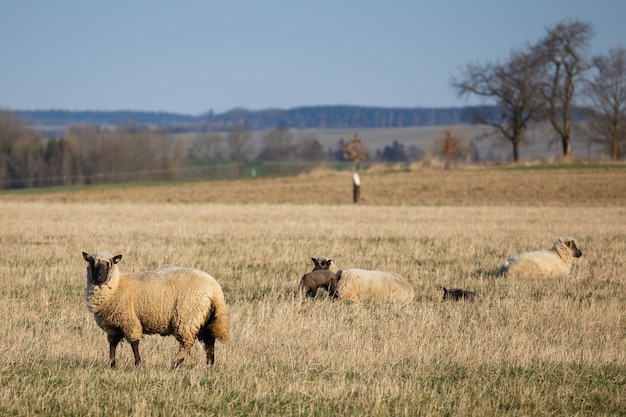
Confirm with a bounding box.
[15,106,481,135]
[451,18,626,161]
[0,112,432,189]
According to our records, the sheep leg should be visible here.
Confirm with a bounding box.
[130,340,142,367]
[107,334,123,368]
[171,340,194,369]
[199,334,216,365]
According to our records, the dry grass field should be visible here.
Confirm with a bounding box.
[1,165,625,416]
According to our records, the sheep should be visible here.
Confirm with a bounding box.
[298,263,341,299]
[443,287,478,302]
[498,236,583,279]
[82,251,229,369]
[311,256,414,303]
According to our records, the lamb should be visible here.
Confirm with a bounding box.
[498,236,583,279]
[82,251,229,369]
[298,264,341,299]
[311,256,414,303]
[443,287,478,302]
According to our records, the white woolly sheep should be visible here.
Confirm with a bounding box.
[312,256,414,303]
[298,264,341,299]
[83,251,229,369]
[498,237,583,279]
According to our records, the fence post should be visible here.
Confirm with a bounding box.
[352,172,361,203]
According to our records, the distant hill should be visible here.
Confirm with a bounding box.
[13,106,500,134]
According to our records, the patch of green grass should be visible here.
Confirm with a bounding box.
[496,162,626,171]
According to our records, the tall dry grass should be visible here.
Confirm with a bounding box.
[1,172,625,415]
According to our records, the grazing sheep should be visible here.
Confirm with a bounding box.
[498,237,583,279]
[83,251,229,369]
[312,256,414,303]
[443,287,478,302]
[298,266,341,299]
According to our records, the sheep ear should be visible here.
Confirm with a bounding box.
[82,252,91,262]
[112,254,123,264]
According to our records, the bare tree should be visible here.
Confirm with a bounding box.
[189,132,223,162]
[65,125,108,184]
[583,45,626,160]
[0,110,23,187]
[0,110,46,188]
[227,123,253,163]
[534,19,594,157]
[258,124,295,161]
[43,136,81,186]
[296,132,325,161]
[451,49,544,162]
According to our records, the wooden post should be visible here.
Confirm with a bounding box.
[352,172,361,203]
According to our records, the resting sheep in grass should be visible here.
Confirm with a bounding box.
[83,251,229,369]
[312,256,414,303]
[298,265,341,299]
[498,237,582,279]
[443,287,478,302]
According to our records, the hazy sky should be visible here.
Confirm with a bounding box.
[1,1,624,115]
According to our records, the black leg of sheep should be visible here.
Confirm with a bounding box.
[130,340,142,367]
[198,332,216,366]
[107,334,124,368]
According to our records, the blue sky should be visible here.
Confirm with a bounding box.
[1,1,624,115]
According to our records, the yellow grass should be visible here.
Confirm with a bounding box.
[1,167,625,416]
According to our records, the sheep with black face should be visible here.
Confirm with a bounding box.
[83,251,229,369]
[312,256,414,303]
[499,237,583,279]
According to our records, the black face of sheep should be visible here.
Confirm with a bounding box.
[566,240,583,258]
[443,287,478,302]
[311,257,332,271]
[84,252,122,284]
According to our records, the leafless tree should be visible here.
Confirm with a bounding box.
[0,110,46,188]
[533,19,594,157]
[451,49,544,162]
[583,45,626,160]
[227,123,253,163]
[43,136,81,186]
[258,124,295,161]
[189,132,223,161]
[296,132,325,161]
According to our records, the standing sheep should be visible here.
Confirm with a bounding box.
[312,256,414,303]
[498,237,583,279]
[83,251,229,369]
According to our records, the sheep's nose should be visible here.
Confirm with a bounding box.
[95,265,108,282]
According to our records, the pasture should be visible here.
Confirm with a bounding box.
[1,165,625,416]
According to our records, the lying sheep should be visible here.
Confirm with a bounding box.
[298,265,341,299]
[83,251,229,369]
[498,237,583,279]
[443,287,478,302]
[312,256,414,303]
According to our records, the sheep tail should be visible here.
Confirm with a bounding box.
[208,291,230,343]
